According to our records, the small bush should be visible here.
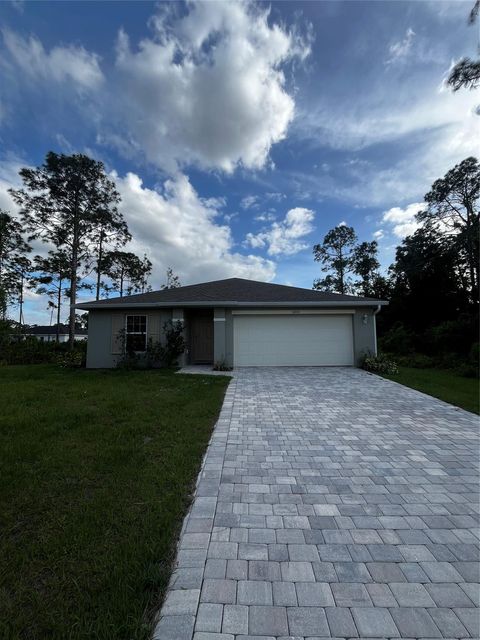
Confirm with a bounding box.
[363,353,399,375]
[0,336,86,366]
[116,338,156,370]
[55,349,86,368]
[116,320,186,370]
[213,359,233,372]
[161,320,186,368]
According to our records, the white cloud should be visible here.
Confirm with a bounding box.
[389,221,420,238]
[223,211,239,223]
[108,2,310,172]
[288,89,478,208]
[254,212,277,223]
[2,30,103,90]
[298,88,478,154]
[11,289,49,326]
[386,28,415,65]
[382,203,422,223]
[201,196,227,210]
[241,195,260,210]
[113,171,275,286]
[1,4,310,174]
[0,157,23,213]
[54,133,75,153]
[373,229,384,240]
[242,191,286,213]
[382,202,423,238]
[289,14,478,210]
[338,220,347,227]
[265,191,286,202]
[245,206,314,256]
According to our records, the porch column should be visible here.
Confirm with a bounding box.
[213,307,226,366]
[172,308,186,367]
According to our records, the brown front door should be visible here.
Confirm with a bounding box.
[190,314,214,363]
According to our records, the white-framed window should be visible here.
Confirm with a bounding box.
[125,315,147,353]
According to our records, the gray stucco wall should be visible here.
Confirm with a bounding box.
[225,309,234,367]
[352,307,378,366]
[86,311,117,369]
[213,308,227,365]
[86,308,172,368]
[86,305,379,369]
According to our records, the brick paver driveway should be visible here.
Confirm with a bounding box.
[154,368,479,640]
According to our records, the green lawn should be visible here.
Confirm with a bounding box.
[380,366,479,415]
[0,365,230,640]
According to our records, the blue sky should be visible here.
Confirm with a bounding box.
[0,0,477,323]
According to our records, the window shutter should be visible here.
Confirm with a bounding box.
[148,313,161,345]
[111,314,125,354]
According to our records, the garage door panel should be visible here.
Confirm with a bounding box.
[233,315,353,366]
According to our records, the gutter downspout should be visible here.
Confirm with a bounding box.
[373,304,381,356]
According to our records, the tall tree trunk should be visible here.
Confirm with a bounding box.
[18,271,24,326]
[69,260,77,349]
[467,246,476,301]
[464,205,479,302]
[56,279,62,343]
[96,229,104,301]
[120,269,124,297]
[0,257,3,321]
[0,279,5,321]
[339,247,344,294]
[69,195,79,350]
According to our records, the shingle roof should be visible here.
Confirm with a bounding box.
[77,278,387,309]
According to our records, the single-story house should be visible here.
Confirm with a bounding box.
[77,277,387,369]
[19,324,88,343]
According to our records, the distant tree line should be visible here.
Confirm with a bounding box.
[0,151,180,347]
[313,157,479,367]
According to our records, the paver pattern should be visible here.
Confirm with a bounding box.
[154,367,479,640]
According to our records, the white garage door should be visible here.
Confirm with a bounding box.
[233,314,354,366]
